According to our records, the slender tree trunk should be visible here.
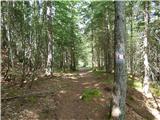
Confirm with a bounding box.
[111,1,127,120]
[97,47,101,69]
[106,19,112,73]
[91,25,94,68]
[6,25,13,68]
[103,10,108,72]
[91,41,94,68]
[104,11,112,73]
[20,32,26,87]
[91,4,94,69]
[70,46,76,71]
[143,1,150,95]
[130,9,134,78]
[6,2,14,68]
[45,1,53,76]
[46,29,52,75]
[20,2,26,87]
[60,52,64,70]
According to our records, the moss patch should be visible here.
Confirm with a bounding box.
[150,83,160,97]
[102,79,113,84]
[127,78,142,90]
[81,88,102,102]
[92,70,105,76]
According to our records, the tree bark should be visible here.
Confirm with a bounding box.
[45,1,54,76]
[143,1,150,95]
[130,7,134,77]
[111,1,127,120]
[106,11,112,73]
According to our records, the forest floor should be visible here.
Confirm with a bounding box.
[1,69,160,120]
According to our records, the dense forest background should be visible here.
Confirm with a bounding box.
[1,1,160,120]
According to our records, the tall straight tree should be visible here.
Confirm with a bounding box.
[143,1,150,95]
[111,1,127,120]
[45,1,54,75]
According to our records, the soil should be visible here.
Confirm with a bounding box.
[1,69,160,120]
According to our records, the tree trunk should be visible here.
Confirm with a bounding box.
[143,1,150,95]
[20,2,26,87]
[70,46,76,71]
[6,2,14,68]
[106,13,112,73]
[91,24,94,68]
[111,1,127,120]
[130,9,134,77]
[45,1,53,76]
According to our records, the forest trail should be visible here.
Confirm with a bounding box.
[2,69,159,120]
[55,69,110,120]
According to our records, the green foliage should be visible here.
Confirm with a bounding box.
[127,78,142,90]
[81,88,102,102]
[7,89,19,97]
[102,79,113,84]
[128,78,160,97]
[27,96,38,104]
[150,83,160,97]
[92,69,105,76]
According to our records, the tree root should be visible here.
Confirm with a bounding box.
[2,91,55,102]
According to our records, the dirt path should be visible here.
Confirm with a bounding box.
[2,69,159,120]
[55,70,110,120]
[53,70,148,120]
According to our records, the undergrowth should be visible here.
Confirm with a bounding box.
[27,96,38,104]
[81,88,102,102]
[92,69,105,76]
[103,79,113,84]
[150,83,160,96]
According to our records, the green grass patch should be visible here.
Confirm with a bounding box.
[102,79,113,84]
[81,88,102,102]
[127,77,160,97]
[4,88,23,97]
[150,83,160,97]
[7,89,18,97]
[92,69,105,76]
[127,77,142,89]
[27,96,38,104]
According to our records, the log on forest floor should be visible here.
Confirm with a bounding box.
[126,91,155,120]
[1,90,56,102]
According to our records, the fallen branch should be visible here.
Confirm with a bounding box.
[2,91,55,102]
[126,96,155,120]
[149,89,160,111]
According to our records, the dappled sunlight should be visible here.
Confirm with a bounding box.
[52,72,63,77]
[112,106,121,118]
[75,93,81,97]
[81,82,102,89]
[72,80,79,83]
[84,86,90,89]
[127,88,158,120]
[63,73,75,76]
[82,82,90,85]
[128,75,141,81]
[59,90,67,94]
[100,98,105,102]
[18,109,39,120]
[79,70,92,77]
[94,83,101,87]
[59,73,80,80]
[148,107,160,120]
[39,74,45,77]
[1,0,159,119]
[62,75,78,80]
[69,76,77,80]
